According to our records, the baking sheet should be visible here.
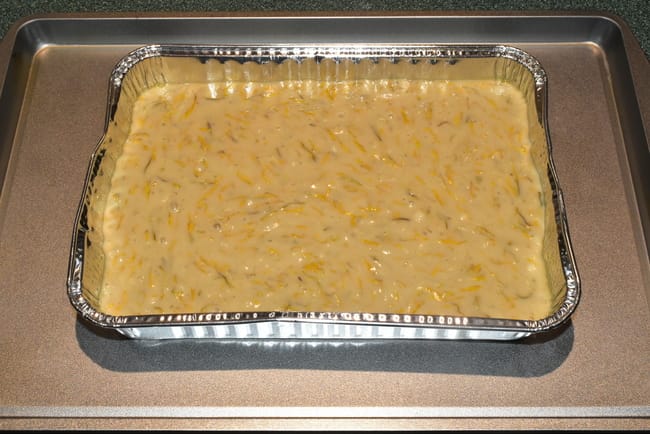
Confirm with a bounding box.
[0,12,648,430]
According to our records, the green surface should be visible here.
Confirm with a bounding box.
[0,0,648,56]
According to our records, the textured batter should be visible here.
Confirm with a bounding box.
[100,78,551,319]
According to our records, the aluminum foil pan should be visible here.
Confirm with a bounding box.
[67,44,580,340]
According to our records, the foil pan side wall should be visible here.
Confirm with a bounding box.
[68,45,580,339]
[116,321,531,341]
[72,52,169,313]
[523,69,568,311]
[513,52,580,324]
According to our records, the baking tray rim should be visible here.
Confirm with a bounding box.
[1,10,646,54]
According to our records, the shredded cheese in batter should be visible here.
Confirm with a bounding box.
[100,78,551,319]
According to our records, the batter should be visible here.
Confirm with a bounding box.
[100,78,551,319]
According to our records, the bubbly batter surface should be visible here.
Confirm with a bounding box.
[100,78,551,319]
